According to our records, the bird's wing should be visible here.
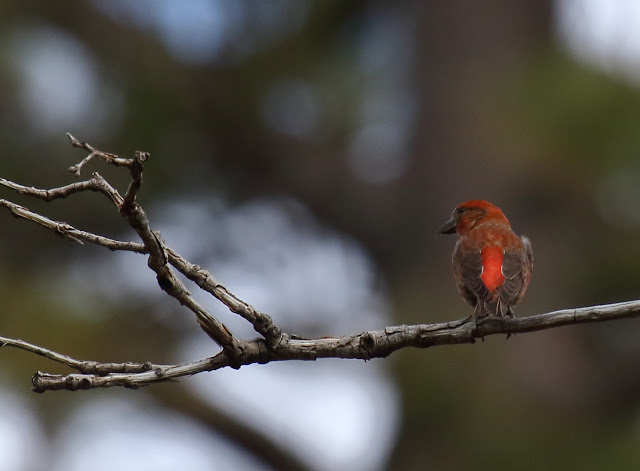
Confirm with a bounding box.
[498,236,533,308]
[455,250,491,304]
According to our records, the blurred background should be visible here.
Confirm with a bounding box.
[0,0,640,470]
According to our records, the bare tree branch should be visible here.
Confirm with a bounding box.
[1,135,639,394]
[21,299,640,392]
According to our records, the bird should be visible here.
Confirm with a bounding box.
[439,200,533,319]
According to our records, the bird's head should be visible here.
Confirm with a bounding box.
[439,200,509,236]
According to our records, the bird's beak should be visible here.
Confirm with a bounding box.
[439,217,457,235]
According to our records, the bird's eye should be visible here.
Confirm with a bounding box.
[456,207,467,214]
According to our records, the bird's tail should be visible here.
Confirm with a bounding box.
[474,299,515,318]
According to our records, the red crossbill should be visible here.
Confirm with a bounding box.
[440,200,533,318]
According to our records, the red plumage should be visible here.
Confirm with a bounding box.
[440,200,533,318]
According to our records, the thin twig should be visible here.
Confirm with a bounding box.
[0,173,124,207]
[1,176,104,201]
[122,151,149,207]
[66,133,135,176]
[0,199,144,250]
[0,335,165,375]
